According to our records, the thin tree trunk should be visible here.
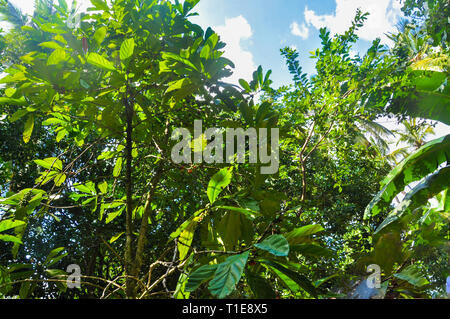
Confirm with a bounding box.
[124,89,135,298]
[131,119,170,296]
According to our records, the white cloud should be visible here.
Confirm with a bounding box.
[213,15,256,84]
[290,21,309,40]
[304,0,403,44]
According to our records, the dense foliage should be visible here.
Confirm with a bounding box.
[0,0,448,299]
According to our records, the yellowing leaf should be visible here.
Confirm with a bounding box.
[113,157,123,177]
[120,38,135,61]
[47,48,66,65]
[23,114,34,143]
[166,78,191,94]
[93,26,107,45]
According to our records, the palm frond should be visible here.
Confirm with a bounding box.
[0,0,27,27]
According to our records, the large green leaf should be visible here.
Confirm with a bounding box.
[207,167,233,204]
[365,134,450,219]
[217,210,253,250]
[255,234,290,257]
[208,251,249,298]
[246,270,276,299]
[404,70,450,125]
[394,265,430,287]
[0,220,26,233]
[260,259,317,297]
[185,264,218,292]
[290,244,334,258]
[215,206,259,220]
[285,224,324,245]
[374,166,450,234]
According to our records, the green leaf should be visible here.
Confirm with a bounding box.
[45,268,67,278]
[54,173,66,187]
[165,78,192,94]
[290,244,333,258]
[207,167,233,204]
[200,33,218,59]
[375,166,450,234]
[260,259,317,297]
[174,273,190,299]
[56,129,68,142]
[0,220,26,233]
[93,26,107,45]
[120,38,135,61]
[106,207,125,224]
[365,134,450,219]
[395,70,450,125]
[90,0,109,11]
[39,41,63,50]
[34,158,63,171]
[257,65,263,86]
[98,181,108,194]
[161,52,198,71]
[238,101,254,126]
[394,265,429,287]
[47,48,66,65]
[246,270,276,299]
[169,209,205,241]
[217,210,253,250]
[178,218,199,261]
[87,53,116,71]
[255,234,290,257]
[73,182,96,195]
[9,109,29,122]
[285,224,324,245]
[255,102,271,125]
[113,157,123,177]
[19,281,31,298]
[215,206,259,220]
[0,234,23,244]
[239,79,251,92]
[23,114,34,143]
[44,247,67,266]
[0,97,27,106]
[109,232,124,243]
[208,251,249,299]
[185,264,218,292]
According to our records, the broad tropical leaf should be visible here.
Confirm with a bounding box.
[208,251,249,298]
[255,234,290,257]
